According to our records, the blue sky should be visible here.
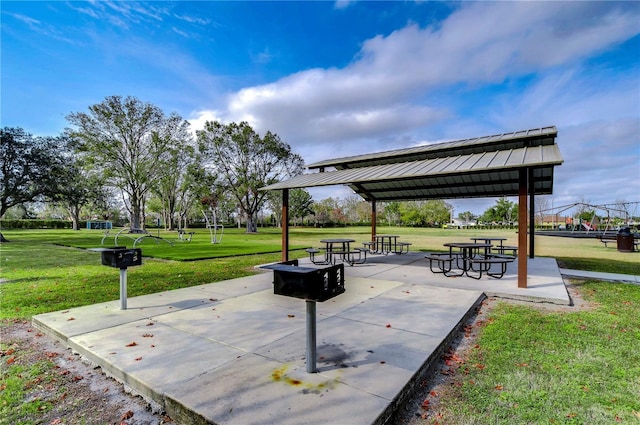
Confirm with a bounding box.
[2,1,639,215]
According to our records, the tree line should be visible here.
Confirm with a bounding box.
[1,95,303,241]
[10,94,613,239]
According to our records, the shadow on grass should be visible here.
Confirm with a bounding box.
[556,256,639,275]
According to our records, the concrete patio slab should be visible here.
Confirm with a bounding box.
[33,254,569,425]
[164,353,392,425]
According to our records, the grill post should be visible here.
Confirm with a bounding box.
[119,268,128,310]
[306,300,317,373]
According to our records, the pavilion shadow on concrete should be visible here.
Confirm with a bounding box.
[261,126,563,288]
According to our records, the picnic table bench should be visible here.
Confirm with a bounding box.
[597,235,639,251]
[424,253,458,274]
[305,246,367,266]
[468,257,512,279]
[177,229,196,242]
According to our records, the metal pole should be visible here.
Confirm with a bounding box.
[518,169,528,288]
[120,268,128,310]
[306,300,317,373]
[282,189,289,262]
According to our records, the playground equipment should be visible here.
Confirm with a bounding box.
[101,228,174,247]
[202,209,224,244]
[539,201,638,235]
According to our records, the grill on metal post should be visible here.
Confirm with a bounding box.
[262,260,345,373]
[92,247,143,310]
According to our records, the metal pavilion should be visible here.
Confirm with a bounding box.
[261,126,563,288]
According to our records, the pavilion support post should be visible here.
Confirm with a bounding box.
[529,168,535,259]
[371,200,377,242]
[518,169,528,288]
[282,189,289,262]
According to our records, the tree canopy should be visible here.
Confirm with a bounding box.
[1,127,59,217]
[67,95,191,229]
[197,121,303,233]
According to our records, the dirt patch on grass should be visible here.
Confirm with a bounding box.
[1,320,171,425]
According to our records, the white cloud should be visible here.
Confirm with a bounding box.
[214,2,638,152]
[187,109,223,134]
[333,0,355,10]
[188,2,639,210]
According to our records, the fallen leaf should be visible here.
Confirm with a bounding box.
[6,357,15,365]
[287,314,295,318]
[495,385,503,390]
[209,298,218,301]
[430,390,438,397]
[121,410,134,420]
[142,333,153,338]
[385,324,391,328]
[73,375,84,382]
[125,342,138,347]
[67,317,75,321]
[135,357,143,361]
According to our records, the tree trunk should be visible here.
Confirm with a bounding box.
[246,214,257,233]
[68,204,81,231]
[130,192,143,230]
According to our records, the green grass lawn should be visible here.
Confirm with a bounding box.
[1,226,638,424]
[427,281,640,424]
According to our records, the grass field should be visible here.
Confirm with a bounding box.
[1,226,638,318]
[1,226,639,424]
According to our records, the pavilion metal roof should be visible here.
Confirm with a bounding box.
[261,126,562,202]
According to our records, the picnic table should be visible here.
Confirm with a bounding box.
[425,242,513,279]
[318,238,366,265]
[364,235,411,255]
[470,237,518,257]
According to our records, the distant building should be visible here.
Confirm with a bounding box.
[446,218,477,228]
[536,214,571,228]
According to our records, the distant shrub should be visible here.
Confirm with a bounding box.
[0,219,72,229]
